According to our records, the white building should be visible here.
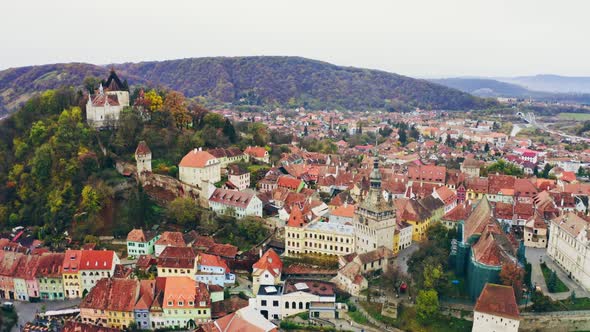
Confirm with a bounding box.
[248,280,337,321]
[179,148,221,187]
[86,71,129,128]
[252,249,283,296]
[79,250,120,296]
[472,283,520,332]
[227,164,250,191]
[547,212,590,290]
[195,253,235,287]
[208,188,263,218]
[354,155,396,253]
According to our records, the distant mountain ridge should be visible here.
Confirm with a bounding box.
[497,74,590,94]
[0,56,494,116]
[430,76,590,104]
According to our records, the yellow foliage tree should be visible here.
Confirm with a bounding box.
[145,90,163,111]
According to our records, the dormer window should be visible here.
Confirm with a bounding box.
[168,301,173,306]
[178,301,183,306]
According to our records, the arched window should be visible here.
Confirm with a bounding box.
[285,302,289,309]
[299,302,303,309]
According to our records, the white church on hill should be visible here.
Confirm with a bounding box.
[86,70,129,128]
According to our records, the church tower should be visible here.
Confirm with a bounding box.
[353,151,396,253]
[135,140,152,175]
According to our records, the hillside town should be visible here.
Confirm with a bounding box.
[5,70,590,332]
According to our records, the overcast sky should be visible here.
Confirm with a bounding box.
[2,0,589,77]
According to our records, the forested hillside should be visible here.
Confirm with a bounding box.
[0,86,275,249]
[0,57,496,117]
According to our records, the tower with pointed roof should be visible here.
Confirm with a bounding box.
[135,140,152,175]
[353,151,396,253]
[86,70,130,128]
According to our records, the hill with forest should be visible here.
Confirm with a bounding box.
[0,57,495,117]
[0,85,279,250]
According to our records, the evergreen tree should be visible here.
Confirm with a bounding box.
[222,119,238,143]
[547,270,557,292]
[398,128,408,146]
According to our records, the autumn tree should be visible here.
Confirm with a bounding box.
[163,91,191,129]
[500,262,525,299]
[145,89,163,111]
[166,197,199,225]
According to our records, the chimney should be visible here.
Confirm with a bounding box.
[259,248,262,258]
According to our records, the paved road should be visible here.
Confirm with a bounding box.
[396,243,419,274]
[11,299,80,332]
[525,247,589,300]
[229,275,253,298]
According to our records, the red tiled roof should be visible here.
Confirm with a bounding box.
[245,146,268,158]
[286,205,305,228]
[79,250,116,271]
[179,149,218,168]
[127,229,157,242]
[155,231,186,247]
[277,176,303,190]
[253,249,282,276]
[91,94,120,107]
[81,278,139,312]
[158,247,196,269]
[135,141,151,156]
[199,253,229,273]
[475,283,520,319]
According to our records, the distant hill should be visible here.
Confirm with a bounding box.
[429,78,530,97]
[498,75,590,94]
[0,56,494,116]
[432,77,590,105]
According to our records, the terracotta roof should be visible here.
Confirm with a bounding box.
[407,165,446,183]
[62,250,82,273]
[179,149,218,168]
[81,278,139,312]
[330,204,355,218]
[199,253,229,273]
[163,276,210,309]
[79,250,116,271]
[135,141,151,156]
[253,249,282,277]
[435,186,456,205]
[286,204,306,228]
[475,283,520,319]
[158,247,196,269]
[277,176,303,190]
[36,253,64,278]
[206,243,238,259]
[91,94,120,107]
[463,196,493,241]
[212,306,277,332]
[63,321,121,332]
[245,146,268,158]
[127,229,157,242]
[356,246,394,265]
[155,231,186,247]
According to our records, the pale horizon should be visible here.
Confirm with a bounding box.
[2,0,590,78]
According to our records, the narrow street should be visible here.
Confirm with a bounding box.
[11,299,81,332]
